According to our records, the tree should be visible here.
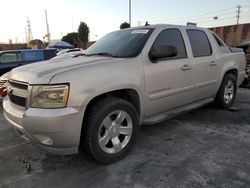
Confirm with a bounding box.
[78,22,90,49]
[62,32,79,48]
[120,22,130,29]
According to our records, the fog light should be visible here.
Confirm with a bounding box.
[34,135,53,145]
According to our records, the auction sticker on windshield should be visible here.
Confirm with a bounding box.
[131,29,149,34]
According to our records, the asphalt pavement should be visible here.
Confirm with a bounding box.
[1,88,250,188]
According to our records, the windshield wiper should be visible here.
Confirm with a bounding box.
[88,52,120,58]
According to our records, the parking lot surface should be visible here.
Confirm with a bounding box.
[1,88,250,188]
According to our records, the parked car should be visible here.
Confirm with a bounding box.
[0,51,84,100]
[56,48,82,56]
[237,41,250,85]
[0,49,57,76]
[3,25,246,163]
[52,50,86,60]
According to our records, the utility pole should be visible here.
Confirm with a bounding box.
[236,5,241,25]
[129,0,131,26]
[25,26,28,43]
[45,9,51,43]
[26,17,33,43]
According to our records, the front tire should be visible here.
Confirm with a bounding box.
[82,97,139,164]
[215,74,237,109]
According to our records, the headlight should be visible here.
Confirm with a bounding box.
[31,84,69,108]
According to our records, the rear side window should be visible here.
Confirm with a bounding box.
[152,29,187,59]
[213,34,225,47]
[0,52,21,63]
[23,51,44,62]
[187,30,212,57]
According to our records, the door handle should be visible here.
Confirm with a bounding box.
[210,61,217,66]
[181,64,192,71]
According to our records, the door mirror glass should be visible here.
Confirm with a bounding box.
[149,45,177,63]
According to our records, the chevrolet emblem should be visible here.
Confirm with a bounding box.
[7,85,13,94]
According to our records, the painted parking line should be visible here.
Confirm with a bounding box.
[0,143,27,152]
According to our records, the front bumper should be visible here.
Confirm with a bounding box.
[3,97,84,155]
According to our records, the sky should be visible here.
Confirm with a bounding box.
[0,0,249,43]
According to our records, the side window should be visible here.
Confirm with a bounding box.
[213,34,225,47]
[187,30,212,57]
[44,50,56,60]
[152,29,187,59]
[0,52,21,63]
[23,51,44,62]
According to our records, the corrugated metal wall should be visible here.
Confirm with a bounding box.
[210,23,250,46]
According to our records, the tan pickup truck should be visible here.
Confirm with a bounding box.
[3,24,246,163]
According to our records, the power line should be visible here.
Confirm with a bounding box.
[139,7,236,23]
[147,11,236,26]
[175,12,235,22]
[198,16,236,24]
[137,5,250,26]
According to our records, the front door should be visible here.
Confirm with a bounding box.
[144,28,195,117]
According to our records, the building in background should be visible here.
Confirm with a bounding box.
[210,23,250,46]
[0,43,28,51]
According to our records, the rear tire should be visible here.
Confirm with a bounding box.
[215,74,237,109]
[81,97,139,164]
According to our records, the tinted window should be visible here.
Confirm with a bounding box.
[0,52,21,63]
[152,29,187,59]
[44,50,57,60]
[86,28,154,58]
[187,30,212,57]
[23,51,44,62]
[213,34,225,47]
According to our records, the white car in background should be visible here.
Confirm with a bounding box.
[53,50,86,60]
[56,48,82,56]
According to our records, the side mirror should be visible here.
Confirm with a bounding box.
[149,45,177,63]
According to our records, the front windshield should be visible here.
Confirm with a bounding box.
[85,28,154,58]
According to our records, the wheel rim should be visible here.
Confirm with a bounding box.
[98,110,133,154]
[224,80,234,104]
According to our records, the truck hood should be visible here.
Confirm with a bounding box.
[10,56,122,84]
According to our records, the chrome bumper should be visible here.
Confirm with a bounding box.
[3,97,84,155]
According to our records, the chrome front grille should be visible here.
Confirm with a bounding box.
[8,80,29,108]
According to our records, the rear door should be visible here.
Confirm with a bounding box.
[0,51,21,76]
[186,29,217,99]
